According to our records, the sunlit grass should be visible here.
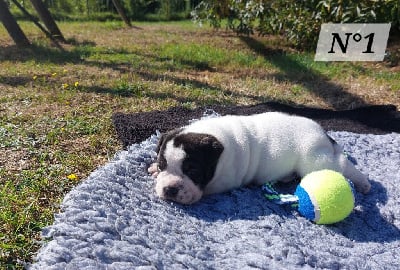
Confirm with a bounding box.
[0,20,398,269]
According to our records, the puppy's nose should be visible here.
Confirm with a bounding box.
[163,186,179,198]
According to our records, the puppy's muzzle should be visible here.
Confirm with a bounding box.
[163,186,179,198]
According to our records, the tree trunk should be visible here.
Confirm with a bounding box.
[111,0,132,27]
[10,0,54,40]
[29,0,65,41]
[0,0,30,46]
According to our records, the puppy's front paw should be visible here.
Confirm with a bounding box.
[357,181,371,194]
[148,163,159,178]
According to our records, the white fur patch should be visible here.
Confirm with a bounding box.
[163,140,186,174]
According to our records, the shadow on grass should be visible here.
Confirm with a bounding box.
[0,39,95,64]
[0,75,32,86]
[239,36,371,110]
[0,35,379,109]
[80,69,265,106]
[73,52,271,104]
[0,39,270,105]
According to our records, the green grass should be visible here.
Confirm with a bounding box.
[155,42,267,70]
[0,20,399,269]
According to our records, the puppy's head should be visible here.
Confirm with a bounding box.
[153,129,224,204]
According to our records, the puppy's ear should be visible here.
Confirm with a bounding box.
[156,128,182,153]
[174,133,224,159]
[199,135,224,157]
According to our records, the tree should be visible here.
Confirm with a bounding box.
[29,0,65,41]
[0,0,30,46]
[192,0,400,50]
[111,0,131,26]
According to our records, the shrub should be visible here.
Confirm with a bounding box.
[192,0,400,50]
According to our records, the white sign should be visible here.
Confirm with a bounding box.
[315,23,391,61]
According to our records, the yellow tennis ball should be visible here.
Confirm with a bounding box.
[295,170,355,224]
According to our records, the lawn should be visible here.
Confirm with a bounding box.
[0,20,399,268]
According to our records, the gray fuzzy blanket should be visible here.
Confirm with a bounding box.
[31,114,400,270]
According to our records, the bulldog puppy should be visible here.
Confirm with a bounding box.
[148,112,371,204]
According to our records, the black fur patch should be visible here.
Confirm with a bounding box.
[173,133,224,189]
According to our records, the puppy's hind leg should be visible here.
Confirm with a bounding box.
[298,137,371,194]
[333,144,371,194]
[342,157,371,194]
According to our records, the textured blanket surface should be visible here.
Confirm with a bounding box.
[31,111,400,270]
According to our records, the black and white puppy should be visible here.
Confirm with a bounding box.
[148,112,371,204]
